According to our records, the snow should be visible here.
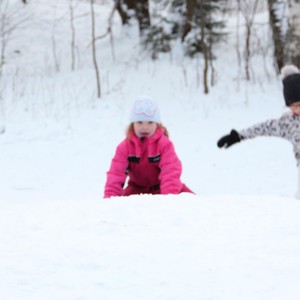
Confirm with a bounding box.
[1,1,300,299]
[1,194,300,300]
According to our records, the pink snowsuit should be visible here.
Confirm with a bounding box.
[104,127,193,198]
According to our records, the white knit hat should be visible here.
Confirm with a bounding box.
[129,97,161,123]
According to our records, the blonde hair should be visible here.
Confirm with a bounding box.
[126,123,169,139]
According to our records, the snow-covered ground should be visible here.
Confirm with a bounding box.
[1,1,300,299]
[1,194,300,300]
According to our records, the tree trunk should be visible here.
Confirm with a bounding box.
[115,0,150,34]
[245,24,251,81]
[123,0,135,9]
[115,0,130,25]
[182,0,196,42]
[203,42,209,94]
[90,0,101,98]
[286,0,300,66]
[69,0,76,71]
[267,0,284,72]
[240,0,259,81]
[199,0,208,93]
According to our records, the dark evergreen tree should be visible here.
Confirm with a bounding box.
[115,0,150,34]
[141,1,183,59]
[141,0,227,61]
[181,0,227,58]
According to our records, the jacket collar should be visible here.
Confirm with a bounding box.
[129,127,164,145]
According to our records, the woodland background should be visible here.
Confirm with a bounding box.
[1,2,300,299]
[0,0,299,104]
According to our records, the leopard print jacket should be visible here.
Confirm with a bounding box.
[238,112,300,165]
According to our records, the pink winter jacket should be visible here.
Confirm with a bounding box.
[104,127,185,198]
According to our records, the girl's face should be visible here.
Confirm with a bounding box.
[133,121,157,138]
[289,101,300,116]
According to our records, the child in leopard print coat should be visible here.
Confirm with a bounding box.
[217,64,300,199]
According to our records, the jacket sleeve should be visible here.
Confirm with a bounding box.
[158,140,183,194]
[238,114,293,142]
[104,141,128,198]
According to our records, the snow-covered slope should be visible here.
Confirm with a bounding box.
[1,1,300,299]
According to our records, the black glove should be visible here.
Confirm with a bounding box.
[217,129,241,148]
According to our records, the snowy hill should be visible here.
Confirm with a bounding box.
[1,1,300,299]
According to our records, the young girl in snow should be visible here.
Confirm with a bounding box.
[217,64,300,198]
[104,97,193,198]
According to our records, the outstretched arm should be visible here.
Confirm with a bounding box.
[217,115,292,149]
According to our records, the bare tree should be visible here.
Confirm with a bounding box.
[0,0,28,76]
[0,0,29,133]
[51,34,60,72]
[199,0,209,94]
[235,0,242,89]
[239,0,259,80]
[94,2,117,61]
[69,0,76,71]
[50,4,61,72]
[0,1,9,75]
[90,0,101,98]
[0,87,5,134]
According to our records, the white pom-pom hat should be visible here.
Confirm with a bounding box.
[281,64,300,106]
[130,97,161,123]
[281,65,300,79]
